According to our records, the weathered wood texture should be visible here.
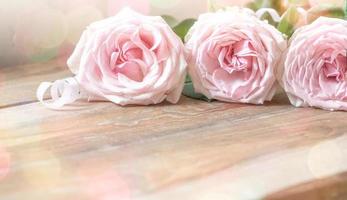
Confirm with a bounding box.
[0,61,346,200]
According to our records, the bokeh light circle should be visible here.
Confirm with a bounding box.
[150,0,182,9]
[212,0,251,7]
[14,8,67,50]
[20,150,62,188]
[309,0,344,7]
[307,141,344,178]
[0,146,10,181]
[78,163,131,200]
[66,6,103,44]
[107,0,150,16]
[36,10,68,49]
[13,7,67,62]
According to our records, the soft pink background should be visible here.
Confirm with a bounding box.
[0,0,344,67]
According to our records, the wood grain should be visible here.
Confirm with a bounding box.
[0,59,70,108]
[0,60,346,200]
[266,172,347,200]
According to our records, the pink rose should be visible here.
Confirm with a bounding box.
[278,17,347,111]
[185,8,286,104]
[65,8,187,106]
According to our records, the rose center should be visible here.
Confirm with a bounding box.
[323,55,347,82]
[218,40,253,74]
[109,45,145,82]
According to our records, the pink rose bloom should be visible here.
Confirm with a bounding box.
[67,8,187,106]
[185,8,286,104]
[279,17,347,111]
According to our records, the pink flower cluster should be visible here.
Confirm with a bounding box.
[38,8,347,111]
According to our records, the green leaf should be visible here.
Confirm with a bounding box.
[172,19,196,42]
[307,5,345,23]
[345,0,347,18]
[258,10,280,27]
[182,75,213,102]
[263,0,285,14]
[247,0,287,14]
[161,15,178,28]
[277,6,300,37]
[246,0,264,11]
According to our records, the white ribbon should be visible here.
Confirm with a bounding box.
[36,77,86,110]
[256,8,281,23]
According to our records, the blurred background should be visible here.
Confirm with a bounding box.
[0,0,344,68]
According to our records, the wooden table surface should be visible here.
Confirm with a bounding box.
[0,60,347,200]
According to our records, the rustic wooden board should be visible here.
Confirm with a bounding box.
[0,59,70,108]
[0,61,346,200]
